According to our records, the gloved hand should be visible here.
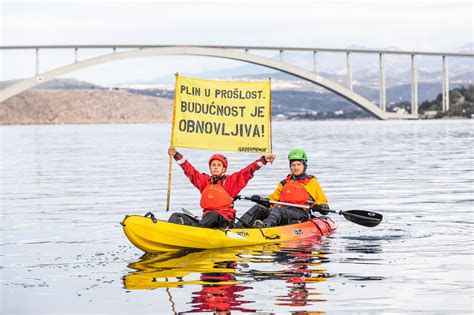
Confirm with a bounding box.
[259,154,275,165]
[173,152,183,160]
[312,204,330,215]
[249,195,270,207]
[258,156,268,165]
[168,146,183,161]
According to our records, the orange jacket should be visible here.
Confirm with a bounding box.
[269,174,328,207]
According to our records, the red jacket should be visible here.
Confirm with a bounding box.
[176,155,266,221]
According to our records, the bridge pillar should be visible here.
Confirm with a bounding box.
[411,54,418,115]
[313,50,319,75]
[442,55,450,111]
[379,53,386,111]
[346,52,353,91]
[35,48,40,76]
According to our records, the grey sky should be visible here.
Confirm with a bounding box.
[1,0,472,84]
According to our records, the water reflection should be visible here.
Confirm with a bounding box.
[190,264,253,313]
[123,238,331,313]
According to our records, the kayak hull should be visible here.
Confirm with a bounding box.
[122,214,338,253]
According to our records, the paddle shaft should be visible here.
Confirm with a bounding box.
[242,197,312,211]
[269,200,343,214]
[244,197,382,227]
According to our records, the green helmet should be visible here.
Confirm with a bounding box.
[288,148,308,161]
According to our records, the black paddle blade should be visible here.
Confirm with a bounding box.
[341,210,383,227]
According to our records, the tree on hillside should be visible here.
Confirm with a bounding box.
[417,85,473,118]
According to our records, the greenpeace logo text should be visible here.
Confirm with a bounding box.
[238,147,267,153]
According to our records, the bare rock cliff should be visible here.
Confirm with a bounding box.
[0,89,174,125]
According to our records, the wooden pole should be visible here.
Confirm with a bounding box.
[268,77,273,154]
[166,73,179,212]
[165,155,173,212]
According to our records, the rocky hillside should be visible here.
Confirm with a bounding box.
[0,89,174,125]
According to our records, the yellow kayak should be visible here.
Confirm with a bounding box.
[121,213,337,253]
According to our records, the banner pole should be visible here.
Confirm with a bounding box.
[268,77,273,154]
[166,73,179,212]
[165,155,173,212]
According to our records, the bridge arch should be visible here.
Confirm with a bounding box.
[0,46,394,119]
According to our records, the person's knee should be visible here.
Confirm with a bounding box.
[200,211,227,228]
[248,204,262,212]
[271,207,284,217]
[263,207,287,227]
[236,205,269,228]
[203,212,220,220]
[256,205,270,217]
[168,213,181,223]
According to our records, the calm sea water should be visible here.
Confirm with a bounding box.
[1,120,473,314]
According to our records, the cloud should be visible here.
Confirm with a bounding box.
[2,1,472,48]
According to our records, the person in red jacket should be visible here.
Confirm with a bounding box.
[167,146,275,228]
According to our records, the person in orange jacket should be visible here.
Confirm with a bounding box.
[168,146,275,228]
[236,148,329,228]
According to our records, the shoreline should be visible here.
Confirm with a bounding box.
[1,116,472,127]
[1,88,471,125]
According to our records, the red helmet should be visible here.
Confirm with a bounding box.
[208,154,228,169]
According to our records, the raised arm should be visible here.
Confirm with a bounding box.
[169,146,209,192]
[225,154,275,196]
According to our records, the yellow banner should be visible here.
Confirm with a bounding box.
[171,76,272,154]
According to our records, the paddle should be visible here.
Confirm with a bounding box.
[180,208,246,239]
[239,196,382,228]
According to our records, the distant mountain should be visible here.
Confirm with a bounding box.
[0,89,173,125]
[452,71,474,82]
[271,90,360,114]
[356,82,468,103]
[130,43,473,88]
[346,44,401,51]
[0,78,103,90]
[3,72,470,111]
[455,43,473,54]
[123,68,471,111]
[121,63,270,85]
[230,71,344,83]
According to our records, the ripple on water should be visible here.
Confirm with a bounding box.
[340,234,405,241]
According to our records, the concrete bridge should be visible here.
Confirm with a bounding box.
[1,45,472,120]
